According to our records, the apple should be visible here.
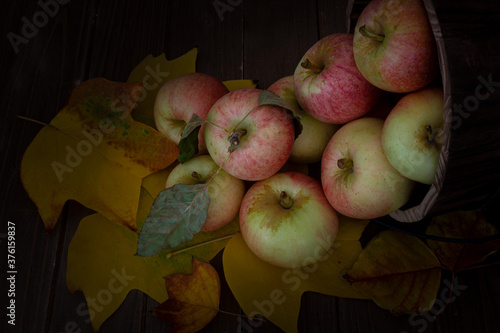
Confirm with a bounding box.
[293,33,382,124]
[154,72,229,154]
[239,171,339,268]
[381,86,444,184]
[352,0,439,93]
[166,154,245,232]
[321,117,415,219]
[267,75,340,164]
[204,88,295,181]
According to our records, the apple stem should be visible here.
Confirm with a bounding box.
[191,171,202,180]
[279,191,294,209]
[425,125,435,145]
[337,158,354,172]
[228,129,247,147]
[301,58,323,73]
[359,25,385,43]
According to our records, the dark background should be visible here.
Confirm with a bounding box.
[1,0,500,332]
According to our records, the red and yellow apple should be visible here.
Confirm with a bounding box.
[381,86,444,184]
[321,117,415,219]
[154,72,229,154]
[294,33,382,124]
[166,154,245,232]
[353,0,439,93]
[268,75,340,164]
[239,171,339,268]
[204,88,295,181]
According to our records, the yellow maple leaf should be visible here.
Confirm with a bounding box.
[141,161,179,198]
[20,78,179,231]
[223,216,370,333]
[127,47,257,128]
[223,79,258,91]
[67,184,238,331]
[67,189,169,331]
[127,48,198,128]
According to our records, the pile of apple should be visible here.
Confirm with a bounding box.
[153,0,443,269]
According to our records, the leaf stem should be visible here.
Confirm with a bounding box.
[217,308,266,321]
[178,152,232,240]
[211,152,232,181]
[206,119,230,133]
[17,115,50,127]
[457,260,500,272]
[433,272,456,319]
[228,90,293,142]
[166,233,236,259]
[162,299,267,321]
[230,105,258,136]
[188,151,232,209]
[17,115,85,142]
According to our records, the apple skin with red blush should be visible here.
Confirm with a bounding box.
[154,72,229,154]
[204,88,296,181]
[294,33,382,124]
[352,0,439,93]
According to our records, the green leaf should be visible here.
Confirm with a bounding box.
[137,183,210,256]
[259,90,303,139]
[177,114,204,163]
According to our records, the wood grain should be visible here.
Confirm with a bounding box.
[1,1,499,333]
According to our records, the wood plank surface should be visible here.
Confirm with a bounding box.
[1,1,500,333]
[1,2,99,333]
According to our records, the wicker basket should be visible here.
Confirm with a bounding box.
[347,0,500,223]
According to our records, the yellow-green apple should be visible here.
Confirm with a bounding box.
[204,88,295,181]
[353,0,439,93]
[239,171,339,268]
[154,73,229,154]
[165,154,245,232]
[267,75,340,164]
[294,33,382,124]
[381,86,444,184]
[321,117,415,219]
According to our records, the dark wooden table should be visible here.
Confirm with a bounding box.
[2,0,500,332]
